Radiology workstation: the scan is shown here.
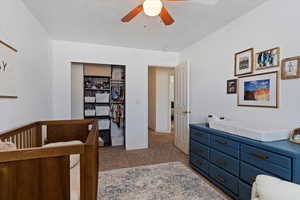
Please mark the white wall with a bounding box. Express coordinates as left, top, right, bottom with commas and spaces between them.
71, 63, 84, 119
0, 0, 52, 132
180, 0, 300, 128
51, 40, 178, 150
155, 67, 173, 133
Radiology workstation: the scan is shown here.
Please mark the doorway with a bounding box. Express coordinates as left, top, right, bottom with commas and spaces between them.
148, 66, 175, 143
148, 61, 190, 154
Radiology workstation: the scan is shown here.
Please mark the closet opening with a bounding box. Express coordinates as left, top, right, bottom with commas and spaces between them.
71, 63, 126, 148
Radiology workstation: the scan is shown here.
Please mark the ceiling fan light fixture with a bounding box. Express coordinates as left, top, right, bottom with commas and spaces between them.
143, 0, 163, 17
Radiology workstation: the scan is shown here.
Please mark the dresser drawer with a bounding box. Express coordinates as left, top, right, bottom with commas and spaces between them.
191, 153, 209, 174
190, 128, 210, 146
190, 140, 210, 160
209, 164, 238, 194
239, 181, 252, 200
240, 162, 271, 185
210, 149, 239, 176
211, 135, 239, 158
241, 144, 292, 181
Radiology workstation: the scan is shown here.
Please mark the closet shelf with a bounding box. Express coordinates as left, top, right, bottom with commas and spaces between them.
111, 80, 125, 82
84, 88, 110, 91
84, 102, 110, 104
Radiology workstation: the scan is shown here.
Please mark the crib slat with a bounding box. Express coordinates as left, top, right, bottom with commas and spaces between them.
21, 132, 24, 149
12, 135, 16, 144
26, 130, 30, 148
29, 129, 32, 148
17, 134, 20, 149
29, 130, 31, 147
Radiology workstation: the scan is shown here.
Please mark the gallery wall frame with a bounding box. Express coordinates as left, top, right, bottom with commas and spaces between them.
234, 48, 254, 76
237, 71, 279, 108
289, 128, 300, 144
227, 79, 237, 94
281, 56, 300, 80
256, 47, 280, 71
0, 40, 18, 99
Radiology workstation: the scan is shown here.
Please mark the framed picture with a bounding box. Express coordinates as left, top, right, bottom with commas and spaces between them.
256, 47, 280, 70
238, 71, 279, 108
0, 40, 18, 98
227, 79, 237, 94
234, 48, 254, 76
281, 56, 300, 80
289, 128, 300, 144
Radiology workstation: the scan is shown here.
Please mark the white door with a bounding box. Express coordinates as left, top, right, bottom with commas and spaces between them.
174, 61, 190, 154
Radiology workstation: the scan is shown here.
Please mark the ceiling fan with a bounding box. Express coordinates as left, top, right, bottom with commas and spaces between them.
121, 0, 219, 26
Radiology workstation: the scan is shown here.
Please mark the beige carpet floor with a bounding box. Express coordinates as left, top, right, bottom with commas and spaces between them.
99, 131, 188, 171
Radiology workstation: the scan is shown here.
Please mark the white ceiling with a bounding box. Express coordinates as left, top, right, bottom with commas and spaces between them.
22, 0, 267, 51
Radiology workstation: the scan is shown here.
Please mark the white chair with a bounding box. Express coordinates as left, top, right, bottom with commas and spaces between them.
252, 175, 300, 200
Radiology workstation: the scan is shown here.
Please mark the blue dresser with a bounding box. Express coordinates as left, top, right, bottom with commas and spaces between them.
190, 124, 300, 200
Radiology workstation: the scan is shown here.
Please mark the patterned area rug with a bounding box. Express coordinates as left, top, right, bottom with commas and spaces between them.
99, 162, 228, 200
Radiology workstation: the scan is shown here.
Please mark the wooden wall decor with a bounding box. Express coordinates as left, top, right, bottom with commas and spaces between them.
0, 40, 18, 98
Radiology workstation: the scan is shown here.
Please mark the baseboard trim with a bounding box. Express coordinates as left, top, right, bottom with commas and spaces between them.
126, 144, 148, 151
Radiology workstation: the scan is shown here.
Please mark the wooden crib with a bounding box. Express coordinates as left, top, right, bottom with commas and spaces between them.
0, 119, 99, 200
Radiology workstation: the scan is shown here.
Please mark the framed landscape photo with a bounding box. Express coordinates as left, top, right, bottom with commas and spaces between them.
227, 79, 237, 94
234, 48, 254, 76
281, 56, 300, 80
256, 47, 280, 70
238, 71, 279, 108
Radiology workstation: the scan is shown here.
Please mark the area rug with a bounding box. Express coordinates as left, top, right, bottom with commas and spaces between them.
99, 162, 228, 200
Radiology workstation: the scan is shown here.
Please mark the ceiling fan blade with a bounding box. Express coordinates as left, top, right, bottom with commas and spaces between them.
159, 7, 175, 26
121, 5, 143, 22
163, 0, 219, 5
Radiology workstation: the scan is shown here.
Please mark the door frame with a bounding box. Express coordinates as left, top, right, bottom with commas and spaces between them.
147, 66, 175, 137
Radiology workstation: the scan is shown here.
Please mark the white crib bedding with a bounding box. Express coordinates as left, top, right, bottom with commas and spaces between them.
70, 163, 80, 200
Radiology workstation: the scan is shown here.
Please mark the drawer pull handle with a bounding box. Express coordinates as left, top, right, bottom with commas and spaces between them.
216, 159, 226, 166
251, 152, 269, 160
216, 140, 227, 145
197, 133, 203, 137
216, 175, 225, 183
197, 148, 204, 152
250, 176, 256, 184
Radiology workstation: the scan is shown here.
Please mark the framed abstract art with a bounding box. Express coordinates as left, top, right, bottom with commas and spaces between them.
234, 48, 254, 76
256, 47, 280, 70
238, 71, 279, 108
